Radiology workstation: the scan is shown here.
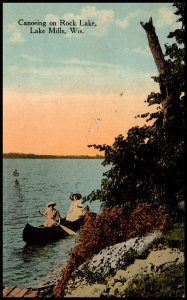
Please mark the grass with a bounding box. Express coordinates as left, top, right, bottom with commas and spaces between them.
125, 263, 185, 297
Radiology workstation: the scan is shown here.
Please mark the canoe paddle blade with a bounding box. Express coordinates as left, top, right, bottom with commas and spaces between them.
59, 224, 77, 235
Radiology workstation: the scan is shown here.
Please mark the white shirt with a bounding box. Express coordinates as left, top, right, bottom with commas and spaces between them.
66, 199, 84, 221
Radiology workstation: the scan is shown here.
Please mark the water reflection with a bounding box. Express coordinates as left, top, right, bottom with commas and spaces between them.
15, 179, 19, 185
14, 179, 25, 202
22, 243, 55, 263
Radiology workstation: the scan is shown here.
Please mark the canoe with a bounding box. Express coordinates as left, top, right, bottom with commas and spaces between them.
13, 171, 19, 176
22, 210, 88, 245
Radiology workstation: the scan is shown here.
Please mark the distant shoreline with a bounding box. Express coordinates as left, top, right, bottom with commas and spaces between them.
3, 153, 104, 159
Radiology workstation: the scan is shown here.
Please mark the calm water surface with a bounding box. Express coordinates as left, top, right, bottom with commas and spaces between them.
3, 159, 108, 288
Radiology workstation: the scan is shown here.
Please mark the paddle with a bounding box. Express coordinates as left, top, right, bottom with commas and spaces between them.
38, 210, 44, 216
59, 224, 77, 235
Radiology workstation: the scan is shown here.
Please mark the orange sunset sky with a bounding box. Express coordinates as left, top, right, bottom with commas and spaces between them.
3, 91, 154, 156
3, 3, 178, 155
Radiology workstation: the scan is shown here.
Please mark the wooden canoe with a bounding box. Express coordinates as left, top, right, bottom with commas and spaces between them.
22, 207, 89, 244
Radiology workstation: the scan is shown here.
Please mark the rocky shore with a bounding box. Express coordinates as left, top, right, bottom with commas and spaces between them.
63, 225, 184, 297
37, 222, 184, 297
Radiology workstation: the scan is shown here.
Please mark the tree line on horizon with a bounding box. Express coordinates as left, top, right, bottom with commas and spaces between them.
3, 153, 104, 159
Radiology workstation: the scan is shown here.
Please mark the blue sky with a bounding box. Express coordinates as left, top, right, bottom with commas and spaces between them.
3, 2, 182, 155
3, 2, 179, 95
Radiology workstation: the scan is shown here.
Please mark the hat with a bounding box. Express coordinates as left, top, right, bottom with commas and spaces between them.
75, 193, 82, 200
47, 201, 56, 207
69, 193, 82, 200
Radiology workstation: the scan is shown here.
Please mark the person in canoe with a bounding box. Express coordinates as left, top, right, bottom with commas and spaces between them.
38, 201, 61, 227
66, 193, 85, 221
13, 169, 19, 176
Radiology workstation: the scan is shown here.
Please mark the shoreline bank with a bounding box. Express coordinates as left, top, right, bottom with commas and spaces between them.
47, 221, 184, 297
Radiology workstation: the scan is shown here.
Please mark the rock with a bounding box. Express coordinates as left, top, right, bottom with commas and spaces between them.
64, 283, 107, 297
106, 248, 184, 296
146, 248, 184, 270
118, 284, 127, 296
85, 231, 162, 275
63, 231, 184, 298
113, 281, 123, 290
107, 278, 115, 286
113, 270, 127, 281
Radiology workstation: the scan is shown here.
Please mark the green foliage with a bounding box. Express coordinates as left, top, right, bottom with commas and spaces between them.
89, 127, 185, 209
125, 264, 185, 297
88, 3, 185, 211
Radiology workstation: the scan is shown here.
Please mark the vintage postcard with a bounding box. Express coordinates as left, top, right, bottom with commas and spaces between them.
3, 2, 184, 297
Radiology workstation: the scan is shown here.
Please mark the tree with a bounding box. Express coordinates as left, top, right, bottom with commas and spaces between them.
88, 3, 185, 212
140, 17, 180, 142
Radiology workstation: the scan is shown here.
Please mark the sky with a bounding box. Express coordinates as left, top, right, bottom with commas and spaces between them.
3, 2, 180, 156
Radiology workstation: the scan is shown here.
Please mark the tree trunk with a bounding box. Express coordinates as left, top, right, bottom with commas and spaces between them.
140, 18, 180, 142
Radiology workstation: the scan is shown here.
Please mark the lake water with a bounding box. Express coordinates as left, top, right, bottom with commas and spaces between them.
3, 158, 108, 288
